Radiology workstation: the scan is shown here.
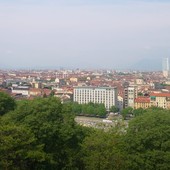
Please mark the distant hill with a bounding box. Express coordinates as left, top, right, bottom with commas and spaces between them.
130, 58, 162, 71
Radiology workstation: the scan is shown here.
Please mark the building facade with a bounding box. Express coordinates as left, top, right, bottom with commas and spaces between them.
11, 86, 29, 96
124, 86, 138, 108
134, 93, 170, 110
134, 97, 151, 109
73, 86, 117, 110
150, 93, 170, 109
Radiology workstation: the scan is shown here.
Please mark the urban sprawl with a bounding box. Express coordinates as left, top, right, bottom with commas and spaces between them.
1, 59, 170, 114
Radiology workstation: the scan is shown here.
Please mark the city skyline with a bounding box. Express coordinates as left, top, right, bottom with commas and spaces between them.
0, 0, 170, 70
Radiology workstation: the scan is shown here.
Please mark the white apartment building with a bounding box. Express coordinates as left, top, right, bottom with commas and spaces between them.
11, 86, 29, 96
73, 86, 117, 110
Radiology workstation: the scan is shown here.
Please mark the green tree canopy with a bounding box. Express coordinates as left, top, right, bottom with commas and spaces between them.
0, 121, 45, 170
70, 102, 107, 117
121, 107, 133, 119
81, 129, 125, 170
110, 106, 119, 113
2, 97, 86, 169
124, 110, 170, 170
1, 96, 170, 170
133, 108, 146, 117
0, 92, 16, 116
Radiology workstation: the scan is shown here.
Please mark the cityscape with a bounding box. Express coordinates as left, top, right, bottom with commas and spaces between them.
1, 0, 170, 170
1, 58, 170, 111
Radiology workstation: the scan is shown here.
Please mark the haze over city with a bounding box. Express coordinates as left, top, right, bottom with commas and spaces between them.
1, 0, 170, 70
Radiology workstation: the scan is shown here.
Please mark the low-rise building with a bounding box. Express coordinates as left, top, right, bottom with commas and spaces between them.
134, 97, 151, 109
150, 92, 170, 109
134, 93, 170, 110
70, 77, 78, 82
12, 86, 29, 96
29, 88, 42, 96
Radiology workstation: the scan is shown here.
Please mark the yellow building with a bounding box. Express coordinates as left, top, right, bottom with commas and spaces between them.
150, 93, 170, 109
70, 77, 78, 82
134, 97, 151, 109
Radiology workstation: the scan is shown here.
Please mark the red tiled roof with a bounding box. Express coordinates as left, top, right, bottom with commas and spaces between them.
29, 88, 42, 92
150, 93, 170, 97
135, 97, 150, 103
42, 89, 51, 95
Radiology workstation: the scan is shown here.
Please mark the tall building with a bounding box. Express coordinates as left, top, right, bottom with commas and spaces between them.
162, 58, 169, 78
124, 86, 138, 108
73, 86, 117, 110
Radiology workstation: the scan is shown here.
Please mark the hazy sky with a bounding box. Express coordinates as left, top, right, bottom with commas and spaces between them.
0, 0, 170, 70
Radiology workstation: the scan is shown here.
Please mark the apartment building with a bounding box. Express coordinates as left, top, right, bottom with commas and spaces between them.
134, 93, 170, 110
124, 86, 138, 108
11, 86, 29, 96
150, 93, 170, 109
134, 97, 151, 109
73, 86, 117, 110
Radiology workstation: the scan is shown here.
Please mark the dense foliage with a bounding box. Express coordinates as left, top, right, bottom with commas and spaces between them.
109, 105, 119, 113
67, 102, 107, 117
124, 109, 170, 170
121, 106, 133, 119
0, 92, 16, 115
0, 92, 170, 170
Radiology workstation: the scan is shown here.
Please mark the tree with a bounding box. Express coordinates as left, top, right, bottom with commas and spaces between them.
4, 97, 86, 169
133, 108, 146, 117
81, 129, 125, 170
0, 92, 16, 116
71, 102, 82, 114
138, 92, 143, 96
80, 103, 106, 117
0, 121, 45, 170
124, 110, 170, 170
95, 103, 106, 117
110, 106, 119, 113
121, 107, 133, 119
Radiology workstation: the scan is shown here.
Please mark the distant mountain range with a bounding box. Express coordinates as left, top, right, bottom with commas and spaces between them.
129, 58, 162, 71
